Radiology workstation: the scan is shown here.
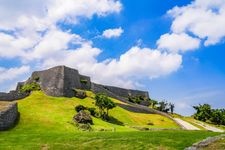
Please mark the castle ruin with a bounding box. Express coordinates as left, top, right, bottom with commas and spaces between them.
0, 66, 150, 104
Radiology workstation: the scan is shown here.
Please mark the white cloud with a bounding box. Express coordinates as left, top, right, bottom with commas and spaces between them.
47, 0, 122, 24
0, 66, 30, 84
0, 0, 122, 30
102, 27, 124, 38
0, 0, 184, 90
157, 33, 201, 53
0, 0, 124, 91
168, 0, 225, 46
40, 45, 182, 89
0, 0, 122, 59
0, 31, 41, 59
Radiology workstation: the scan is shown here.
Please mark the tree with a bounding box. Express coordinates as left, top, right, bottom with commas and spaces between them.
157, 101, 169, 113
193, 104, 225, 125
95, 93, 116, 120
104, 98, 116, 117
169, 103, 175, 114
210, 109, 223, 125
193, 104, 212, 122
149, 99, 158, 109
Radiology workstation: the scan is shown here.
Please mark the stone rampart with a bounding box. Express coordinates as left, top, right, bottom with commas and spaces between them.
0, 102, 18, 130
0, 91, 28, 101
91, 83, 149, 100
0, 66, 149, 101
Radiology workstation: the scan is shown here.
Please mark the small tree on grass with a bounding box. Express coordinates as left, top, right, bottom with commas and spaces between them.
95, 93, 116, 120
169, 103, 175, 114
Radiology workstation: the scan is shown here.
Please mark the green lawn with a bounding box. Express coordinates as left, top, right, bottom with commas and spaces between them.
0, 130, 220, 150
0, 91, 222, 149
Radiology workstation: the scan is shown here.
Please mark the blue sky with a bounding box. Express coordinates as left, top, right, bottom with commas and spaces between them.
0, 0, 225, 115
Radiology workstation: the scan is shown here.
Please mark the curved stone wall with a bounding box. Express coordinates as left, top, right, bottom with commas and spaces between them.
0, 102, 19, 131
0, 91, 28, 101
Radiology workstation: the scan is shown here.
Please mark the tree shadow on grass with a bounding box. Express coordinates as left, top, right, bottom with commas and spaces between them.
105, 116, 124, 126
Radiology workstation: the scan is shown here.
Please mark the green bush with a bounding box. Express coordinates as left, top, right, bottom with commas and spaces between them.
87, 107, 97, 116
75, 105, 86, 112
33, 76, 40, 82
73, 89, 87, 99
128, 96, 142, 104
76, 123, 92, 131
80, 79, 88, 84
20, 82, 41, 93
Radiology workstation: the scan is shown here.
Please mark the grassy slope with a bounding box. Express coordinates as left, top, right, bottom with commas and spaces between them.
14, 91, 178, 132
0, 91, 222, 149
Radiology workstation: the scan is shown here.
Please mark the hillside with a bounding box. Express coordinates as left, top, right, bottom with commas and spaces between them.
13, 91, 178, 132
0, 91, 222, 149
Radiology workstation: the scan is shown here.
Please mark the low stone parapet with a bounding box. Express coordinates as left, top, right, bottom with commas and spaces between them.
0, 91, 28, 101
0, 102, 19, 131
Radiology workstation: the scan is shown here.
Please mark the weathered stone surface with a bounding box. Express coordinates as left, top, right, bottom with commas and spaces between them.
27, 66, 92, 97
73, 110, 93, 124
91, 83, 149, 101
0, 91, 29, 101
0, 102, 19, 131
185, 134, 225, 150
0, 66, 150, 102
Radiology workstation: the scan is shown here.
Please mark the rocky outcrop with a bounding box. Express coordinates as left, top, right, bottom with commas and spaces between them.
0, 102, 19, 131
73, 110, 93, 124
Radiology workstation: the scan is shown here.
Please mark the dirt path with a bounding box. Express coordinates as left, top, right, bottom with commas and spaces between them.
193, 121, 224, 133
174, 118, 200, 130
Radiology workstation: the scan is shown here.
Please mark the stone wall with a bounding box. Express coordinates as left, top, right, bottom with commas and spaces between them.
91, 83, 149, 100
27, 66, 92, 97
79, 75, 91, 90
0, 91, 28, 101
0, 102, 18, 131
31, 66, 66, 97
0, 65, 149, 101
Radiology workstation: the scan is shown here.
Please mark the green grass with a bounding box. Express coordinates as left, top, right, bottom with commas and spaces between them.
0, 130, 221, 150
0, 91, 222, 149
12, 91, 179, 132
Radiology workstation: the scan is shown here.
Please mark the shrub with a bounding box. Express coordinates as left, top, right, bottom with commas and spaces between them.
73, 89, 86, 99
77, 123, 92, 131
20, 82, 41, 93
75, 105, 86, 112
87, 107, 97, 116
33, 76, 40, 82
128, 96, 144, 104
73, 110, 93, 125
80, 79, 88, 84
128, 97, 135, 103
73, 89, 87, 99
